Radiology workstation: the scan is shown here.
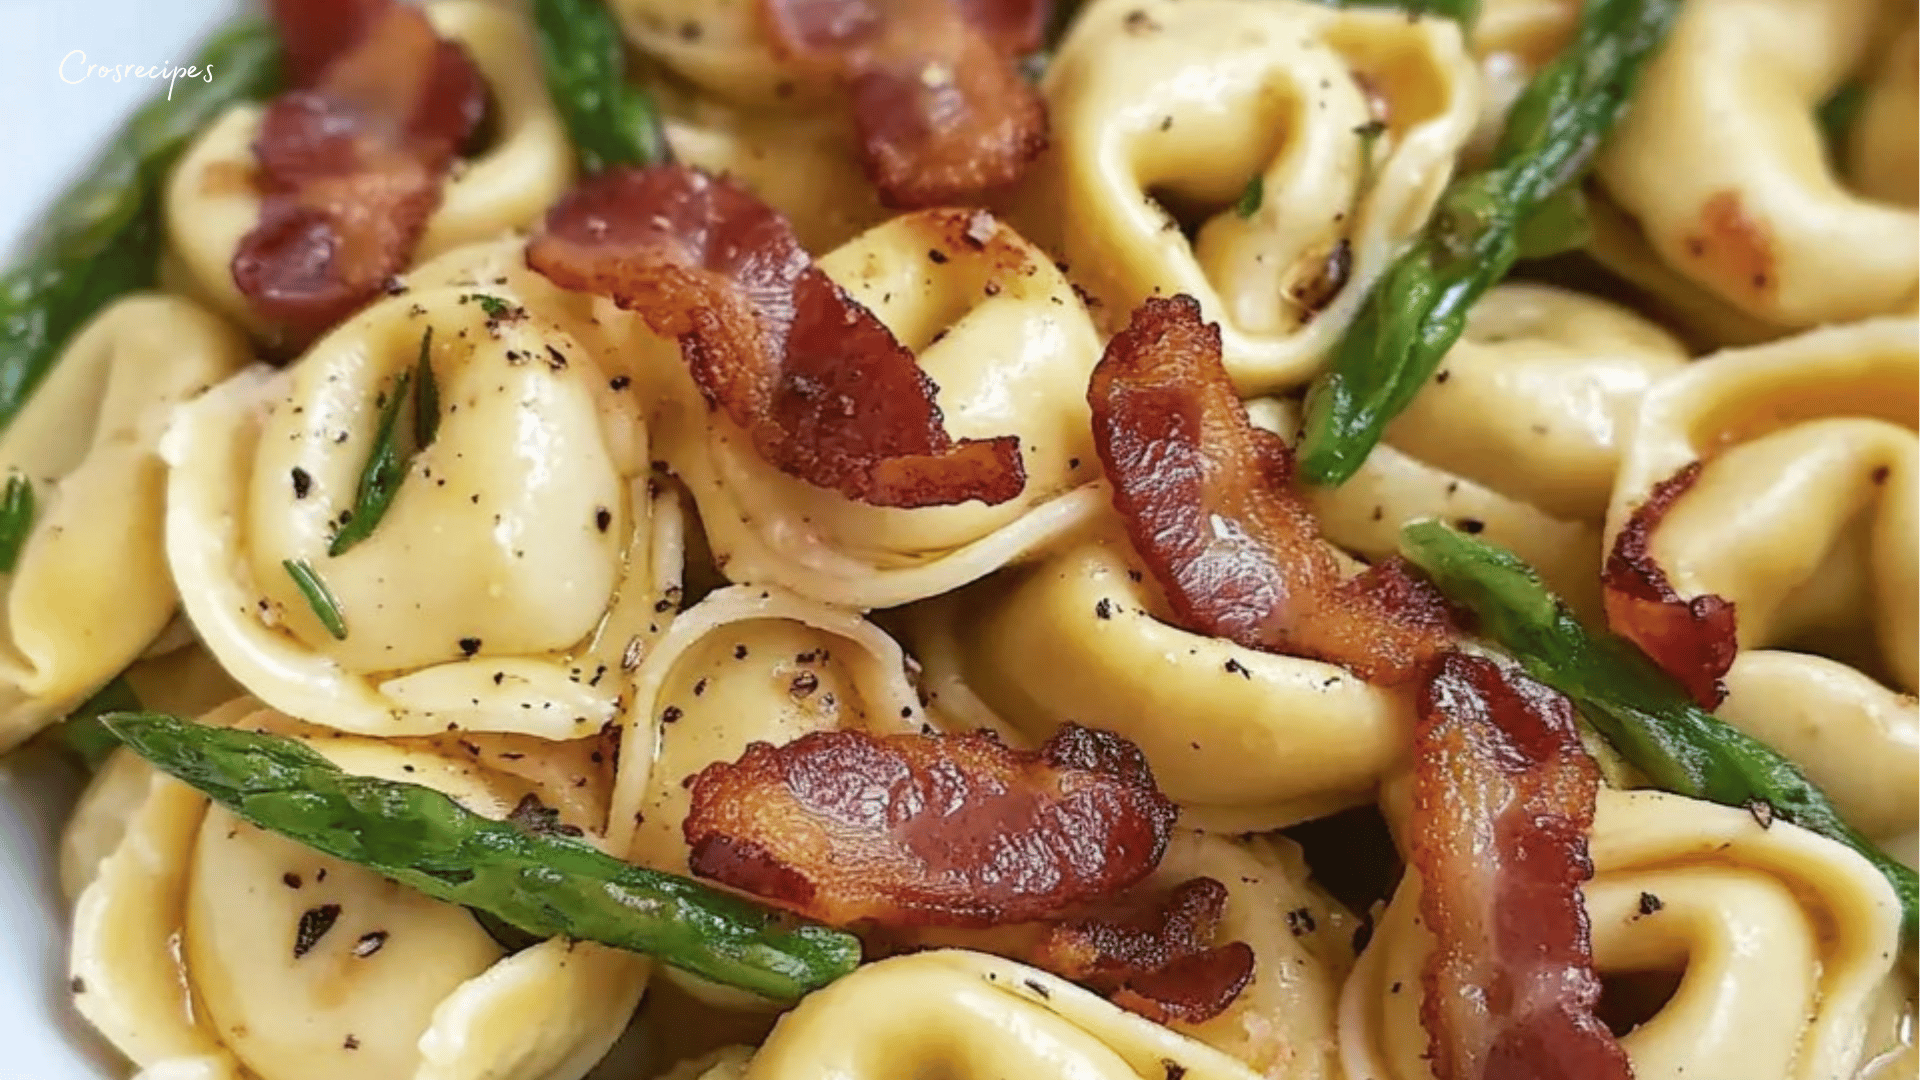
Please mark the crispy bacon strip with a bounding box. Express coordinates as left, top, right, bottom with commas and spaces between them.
526, 165, 1025, 507
1088, 295, 1453, 684
1413, 651, 1628, 1080
1031, 876, 1254, 1024
1603, 461, 1738, 708
683, 724, 1178, 927
233, 0, 485, 338
759, 0, 1050, 208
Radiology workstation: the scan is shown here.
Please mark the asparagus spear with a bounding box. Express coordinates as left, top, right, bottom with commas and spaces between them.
102, 713, 862, 1000
531, 0, 670, 173
0, 18, 282, 435
53, 676, 140, 771
1399, 519, 1919, 940
1295, 0, 1681, 486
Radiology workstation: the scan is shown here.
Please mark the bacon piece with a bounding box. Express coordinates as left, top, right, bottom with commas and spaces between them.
526, 165, 1025, 507
234, 0, 485, 339
1413, 651, 1628, 1080
1603, 461, 1738, 708
683, 724, 1178, 927
1087, 295, 1454, 684
759, 0, 1050, 208
1031, 876, 1254, 1024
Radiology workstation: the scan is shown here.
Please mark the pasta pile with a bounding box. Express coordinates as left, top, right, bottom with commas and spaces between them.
0, 0, 1912, 1079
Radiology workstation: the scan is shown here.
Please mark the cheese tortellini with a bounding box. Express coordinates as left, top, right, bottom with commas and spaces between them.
1021, 0, 1481, 393
650, 950, 1265, 1080
1341, 789, 1908, 1080
68, 700, 649, 1080
164, 0, 574, 336
164, 241, 686, 739
654, 210, 1109, 610
0, 295, 248, 751
1266, 283, 1689, 617
1593, 0, 1920, 330
904, 533, 1407, 833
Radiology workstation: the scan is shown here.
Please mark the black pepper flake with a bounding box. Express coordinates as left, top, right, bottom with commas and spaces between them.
790, 670, 819, 698
1456, 517, 1485, 534
734, 644, 749, 660
927, 248, 949, 264
1285, 906, 1317, 935
1023, 978, 1051, 999
595, 507, 612, 532
293, 904, 342, 959
1224, 657, 1251, 679
458, 637, 482, 657
290, 467, 312, 499
1872, 465, 1890, 484
1435, 370, 1450, 384
282, 872, 303, 889
654, 597, 674, 613
352, 931, 388, 958
492, 671, 506, 685
70, 976, 86, 994
1094, 598, 1113, 619
609, 375, 631, 391
693, 677, 708, 697
343, 1035, 360, 1051
1747, 799, 1775, 829
900, 706, 913, 718
317, 868, 327, 882
1163, 1062, 1188, 1080
662, 705, 684, 724
1637, 891, 1664, 917
545, 345, 569, 370
508, 794, 583, 838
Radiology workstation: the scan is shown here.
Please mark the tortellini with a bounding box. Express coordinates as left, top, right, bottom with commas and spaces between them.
164, 241, 686, 739
0, 294, 248, 751
1604, 316, 1918, 862
1340, 789, 1908, 1080
1265, 283, 1689, 617
1020, 0, 1481, 393
653, 210, 1108, 610
650, 950, 1265, 1080
903, 533, 1408, 833
610, 0, 826, 108
1593, 0, 1920, 329
68, 700, 649, 1080
163, 0, 574, 335
1845, 15, 1918, 208
609, 585, 930, 867
1604, 317, 1918, 695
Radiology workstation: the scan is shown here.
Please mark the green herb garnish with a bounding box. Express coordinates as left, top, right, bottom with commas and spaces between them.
0, 473, 34, 572
282, 558, 348, 641
1235, 175, 1265, 219
328, 367, 414, 557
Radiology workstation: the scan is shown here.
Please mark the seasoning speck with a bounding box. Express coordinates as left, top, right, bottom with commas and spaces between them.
458, 637, 482, 658
282, 872, 303, 889
293, 904, 342, 959
1637, 891, 1664, 917
352, 931, 388, 958
290, 467, 312, 499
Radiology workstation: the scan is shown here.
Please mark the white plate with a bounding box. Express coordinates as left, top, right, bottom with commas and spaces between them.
0, 3, 232, 1077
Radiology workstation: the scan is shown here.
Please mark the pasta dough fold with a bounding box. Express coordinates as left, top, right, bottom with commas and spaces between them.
903, 534, 1409, 833
655, 209, 1107, 610
1019, 0, 1480, 392
0, 295, 248, 751
1341, 789, 1907, 1080
164, 0, 574, 336
67, 701, 648, 1080
164, 244, 685, 740
1594, 0, 1920, 328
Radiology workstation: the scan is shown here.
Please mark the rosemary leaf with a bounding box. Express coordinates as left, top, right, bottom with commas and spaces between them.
328, 368, 414, 557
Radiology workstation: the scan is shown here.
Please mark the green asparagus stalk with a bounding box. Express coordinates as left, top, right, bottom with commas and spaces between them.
1399, 519, 1919, 940
0, 18, 282, 436
532, 0, 670, 173
1296, 0, 1680, 486
54, 676, 141, 771
102, 713, 863, 1000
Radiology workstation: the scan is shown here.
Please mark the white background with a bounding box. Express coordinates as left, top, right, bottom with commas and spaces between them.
0, 4, 228, 1076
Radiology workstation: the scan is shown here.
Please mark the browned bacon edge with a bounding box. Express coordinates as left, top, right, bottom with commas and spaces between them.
1413, 651, 1629, 1080
759, 0, 1050, 208
1603, 461, 1738, 708
1032, 875, 1255, 1024
682, 723, 1178, 928
525, 164, 1026, 508
1087, 294, 1454, 685
233, 0, 486, 341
